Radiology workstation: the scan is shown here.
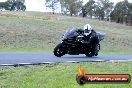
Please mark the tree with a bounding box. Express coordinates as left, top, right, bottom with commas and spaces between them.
84, 0, 95, 18
127, 1, 132, 14
93, 4, 105, 20
81, 7, 87, 17
111, 0, 130, 23
0, 0, 14, 10
0, 0, 26, 11
45, 0, 59, 14
95, 0, 114, 20
7, 0, 15, 3
111, 0, 132, 25
60, 0, 83, 16
7, 0, 25, 3
10, 1, 26, 11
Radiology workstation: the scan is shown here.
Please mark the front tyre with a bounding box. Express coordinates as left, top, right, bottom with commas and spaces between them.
54, 43, 65, 57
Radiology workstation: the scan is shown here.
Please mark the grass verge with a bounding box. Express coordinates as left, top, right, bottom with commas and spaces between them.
0, 12, 132, 53
0, 62, 132, 88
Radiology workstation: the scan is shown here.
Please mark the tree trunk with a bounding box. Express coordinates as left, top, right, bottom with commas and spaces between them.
52, 8, 55, 14
52, 11, 55, 14
70, 13, 72, 16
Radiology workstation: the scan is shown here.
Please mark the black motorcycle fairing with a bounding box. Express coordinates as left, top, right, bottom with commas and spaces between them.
62, 28, 84, 41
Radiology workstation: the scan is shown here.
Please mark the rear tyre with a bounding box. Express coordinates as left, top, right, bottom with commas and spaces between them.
54, 43, 65, 57
85, 51, 94, 57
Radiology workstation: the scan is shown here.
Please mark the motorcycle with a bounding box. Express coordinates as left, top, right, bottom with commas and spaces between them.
54, 28, 105, 57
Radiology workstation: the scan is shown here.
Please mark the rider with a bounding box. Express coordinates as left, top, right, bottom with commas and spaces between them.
83, 24, 99, 56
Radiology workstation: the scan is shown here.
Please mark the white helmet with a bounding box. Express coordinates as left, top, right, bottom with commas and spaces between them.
83, 24, 92, 36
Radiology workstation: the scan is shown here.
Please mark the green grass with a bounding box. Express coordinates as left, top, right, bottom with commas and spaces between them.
0, 48, 52, 52
0, 62, 132, 88
0, 11, 132, 53
100, 51, 132, 54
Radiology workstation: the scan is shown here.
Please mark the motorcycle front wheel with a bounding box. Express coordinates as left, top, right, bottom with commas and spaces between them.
54, 43, 65, 57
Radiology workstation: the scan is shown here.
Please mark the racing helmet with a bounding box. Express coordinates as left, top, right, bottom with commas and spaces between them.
83, 24, 92, 36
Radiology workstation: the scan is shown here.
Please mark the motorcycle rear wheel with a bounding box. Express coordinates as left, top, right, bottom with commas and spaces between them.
85, 51, 94, 57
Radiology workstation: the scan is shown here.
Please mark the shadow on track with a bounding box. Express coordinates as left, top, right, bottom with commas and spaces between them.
53, 55, 99, 59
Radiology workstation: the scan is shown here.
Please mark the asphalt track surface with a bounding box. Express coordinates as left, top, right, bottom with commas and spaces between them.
0, 52, 132, 66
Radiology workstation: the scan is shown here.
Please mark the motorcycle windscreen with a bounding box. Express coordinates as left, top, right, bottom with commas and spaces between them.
63, 28, 80, 40
97, 32, 105, 41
